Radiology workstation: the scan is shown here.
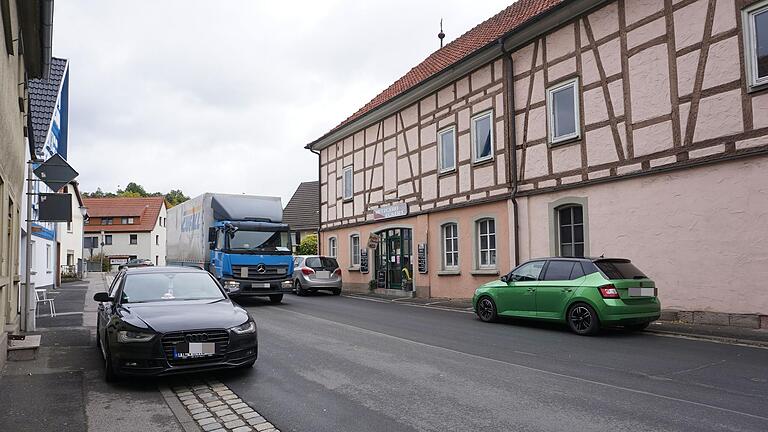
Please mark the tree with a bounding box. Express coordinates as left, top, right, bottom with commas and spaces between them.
165, 189, 190, 207
120, 182, 148, 196
296, 234, 318, 255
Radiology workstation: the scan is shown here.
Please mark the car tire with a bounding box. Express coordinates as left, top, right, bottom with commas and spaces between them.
332, 288, 341, 296
567, 303, 600, 336
625, 322, 650, 332
476, 296, 498, 323
269, 294, 283, 304
103, 343, 117, 382
294, 280, 307, 296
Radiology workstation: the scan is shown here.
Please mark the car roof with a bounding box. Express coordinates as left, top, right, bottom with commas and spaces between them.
123, 266, 206, 275
295, 255, 337, 259
524, 257, 630, 263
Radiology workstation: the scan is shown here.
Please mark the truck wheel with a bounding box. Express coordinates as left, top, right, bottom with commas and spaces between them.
269, 294, 283, 304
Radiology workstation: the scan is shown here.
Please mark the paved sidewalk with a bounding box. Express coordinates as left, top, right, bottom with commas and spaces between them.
345, 292, 768, 347
0, 273, 181, 432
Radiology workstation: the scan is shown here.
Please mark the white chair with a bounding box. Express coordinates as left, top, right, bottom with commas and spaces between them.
35, 288, 56, 317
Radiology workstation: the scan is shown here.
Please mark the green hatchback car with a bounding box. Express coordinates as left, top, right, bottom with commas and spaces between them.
472, 257, 660, 335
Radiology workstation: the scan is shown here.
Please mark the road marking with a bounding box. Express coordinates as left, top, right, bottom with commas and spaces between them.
274, 307, 768, 423
167, 378, 279, 432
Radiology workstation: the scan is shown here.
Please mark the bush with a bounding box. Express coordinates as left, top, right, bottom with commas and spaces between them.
88, 253, 112, 272
296, 234, 318, 255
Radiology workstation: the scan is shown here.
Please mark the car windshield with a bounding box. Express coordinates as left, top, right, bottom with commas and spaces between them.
595, 260, 647, 280
120, 272, 225, 303
228, 230, 291, 253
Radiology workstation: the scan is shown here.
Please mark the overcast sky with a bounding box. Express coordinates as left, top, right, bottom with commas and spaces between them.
55, 0, 512, 204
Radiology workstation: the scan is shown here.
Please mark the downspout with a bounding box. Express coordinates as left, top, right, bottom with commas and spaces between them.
40, 0, 54, 79
309, 147, 322, 255
499, 39, 520, 266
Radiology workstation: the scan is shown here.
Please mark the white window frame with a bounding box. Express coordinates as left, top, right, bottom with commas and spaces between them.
441, 223, 459, 270
328, 237, 337, 257
546, 77, 581, 145
471, 110, 494, 163
437, 126, 457, 173
342, 166, 353, 201
744, 1, 768, 89
350, 234, 360, 267
476, 218, 497, 269
46, 244, 51, 271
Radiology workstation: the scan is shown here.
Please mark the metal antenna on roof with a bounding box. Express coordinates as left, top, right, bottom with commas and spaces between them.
438, 19, 445, 48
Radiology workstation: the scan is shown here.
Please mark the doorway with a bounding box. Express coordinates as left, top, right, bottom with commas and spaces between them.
374, 228, 412, 290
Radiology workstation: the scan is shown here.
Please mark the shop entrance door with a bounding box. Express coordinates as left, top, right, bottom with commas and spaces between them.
374, 228, 412, 290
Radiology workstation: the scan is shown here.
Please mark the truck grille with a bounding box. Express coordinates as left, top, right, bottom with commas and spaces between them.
232, 264, 288, 280
161, 329, 229, 366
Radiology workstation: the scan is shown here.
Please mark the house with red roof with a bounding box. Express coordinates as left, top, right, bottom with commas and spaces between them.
306, 0, 768, 322
83, 196, 167, 268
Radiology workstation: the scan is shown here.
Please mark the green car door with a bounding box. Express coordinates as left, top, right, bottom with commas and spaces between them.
496, 260, 545, 318
536, 260, 585, 319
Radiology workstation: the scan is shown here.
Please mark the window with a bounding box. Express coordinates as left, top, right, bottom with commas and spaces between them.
442, 223, 459, 269
350, 234, 360, 267
155, 255, 159, 266
438, 127, 456, 172
130, 234, 138, 245
104, 235, 112, 245
509, 260, 545, 281
328, 237, 337, 257
67, 221, 72, 232
745, 1, 768, 88
476, 218, 496, 268
102, 218, 113, 225
46, 244, 51, 271
342, 166, 353, 200
121, 217, 134, 224
547, 78, 580, 144
155, 235, 159, 245
471, 111, 494, 162
542, 260, 578, 281
557, 205, 584, 257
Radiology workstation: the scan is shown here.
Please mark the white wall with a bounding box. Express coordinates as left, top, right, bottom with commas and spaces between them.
149, 203, 167, 266
57, 184, 84, 269
85, 202, 167, 266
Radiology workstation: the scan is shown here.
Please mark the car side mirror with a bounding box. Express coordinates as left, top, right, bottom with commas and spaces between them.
93, 292, 113, 303
208, 227, 217, 243
500, 275, 508, 283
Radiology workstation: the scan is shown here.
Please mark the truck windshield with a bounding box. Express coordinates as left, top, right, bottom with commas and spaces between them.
228, 230, 291, 253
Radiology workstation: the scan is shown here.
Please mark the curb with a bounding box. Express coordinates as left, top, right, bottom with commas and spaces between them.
159, 385, 203, 432
645, 328, 768, 349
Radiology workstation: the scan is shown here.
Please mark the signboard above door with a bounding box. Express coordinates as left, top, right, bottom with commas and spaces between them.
371, 203, 408, 220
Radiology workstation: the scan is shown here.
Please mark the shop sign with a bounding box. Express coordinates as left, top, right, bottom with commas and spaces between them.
371, 203, 408, 220
367, 233, 381, 250
417, 243, 428, 274
360, 249, 369, 274
109, 257, 128, 265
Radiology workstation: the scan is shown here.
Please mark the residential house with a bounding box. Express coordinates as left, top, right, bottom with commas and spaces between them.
306, 0, 768, 322
57, 182, 87, 278
283, 181, 320, 251
0, 0, 54, 369
23, 56, 71, 291
83, 197, 167, 268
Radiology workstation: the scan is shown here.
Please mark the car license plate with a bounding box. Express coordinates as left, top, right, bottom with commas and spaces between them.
316, 271, 330, 279
629, 287, 655, 297
252, 282, 270, 288
174, 342, 215, 359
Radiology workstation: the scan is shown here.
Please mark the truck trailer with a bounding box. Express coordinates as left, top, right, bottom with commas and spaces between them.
166, 193, 294, 303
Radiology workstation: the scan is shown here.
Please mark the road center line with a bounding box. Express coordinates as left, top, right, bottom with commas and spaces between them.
270, 306, 768, 423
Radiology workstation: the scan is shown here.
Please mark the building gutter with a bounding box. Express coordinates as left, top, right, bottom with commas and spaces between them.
305, 0, 610, 151
499, 40, 520, 267
309, 147, 322, 254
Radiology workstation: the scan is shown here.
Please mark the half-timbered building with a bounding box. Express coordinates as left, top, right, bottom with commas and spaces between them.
306, 0, 768, 319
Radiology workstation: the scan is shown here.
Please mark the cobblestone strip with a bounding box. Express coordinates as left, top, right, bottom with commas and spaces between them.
170, 378, 279, 432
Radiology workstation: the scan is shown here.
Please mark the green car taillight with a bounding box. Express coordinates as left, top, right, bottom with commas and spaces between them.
598, 284, 620, 299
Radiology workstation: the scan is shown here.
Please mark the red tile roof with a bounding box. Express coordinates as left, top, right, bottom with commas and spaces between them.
309, 0, 564, 147
83, 197, 165, 233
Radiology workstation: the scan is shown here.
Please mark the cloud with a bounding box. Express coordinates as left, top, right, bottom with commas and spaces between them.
54, 0, 512, 203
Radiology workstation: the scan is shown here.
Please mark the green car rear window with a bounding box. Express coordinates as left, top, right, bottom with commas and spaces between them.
595, 260, 646, 280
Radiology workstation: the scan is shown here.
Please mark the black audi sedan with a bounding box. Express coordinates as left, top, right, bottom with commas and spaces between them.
94, 266, 258, 381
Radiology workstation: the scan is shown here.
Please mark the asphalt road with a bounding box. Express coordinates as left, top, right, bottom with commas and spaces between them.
221, 293, 768, 432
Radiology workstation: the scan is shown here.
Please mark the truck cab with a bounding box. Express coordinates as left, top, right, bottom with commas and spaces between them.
208, 220, 294, 303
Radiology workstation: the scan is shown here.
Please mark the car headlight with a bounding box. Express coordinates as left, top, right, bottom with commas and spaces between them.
223, 280, 241, 292
230, 320, 256, 335
117, 330, 155, 343
281, 280, 293, 288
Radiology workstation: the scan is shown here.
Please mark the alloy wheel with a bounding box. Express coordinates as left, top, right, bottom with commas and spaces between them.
569, 306, 593, 332
477, 297, 497, 322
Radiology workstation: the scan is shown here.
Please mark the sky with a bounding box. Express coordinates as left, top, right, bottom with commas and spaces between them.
55, 0, 513, 204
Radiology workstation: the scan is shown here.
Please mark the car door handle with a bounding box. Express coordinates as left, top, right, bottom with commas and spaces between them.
561, 288, 572, 292
527, 288, 536, 292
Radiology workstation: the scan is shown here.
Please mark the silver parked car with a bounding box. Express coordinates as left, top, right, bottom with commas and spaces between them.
292, 256, 342, 296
